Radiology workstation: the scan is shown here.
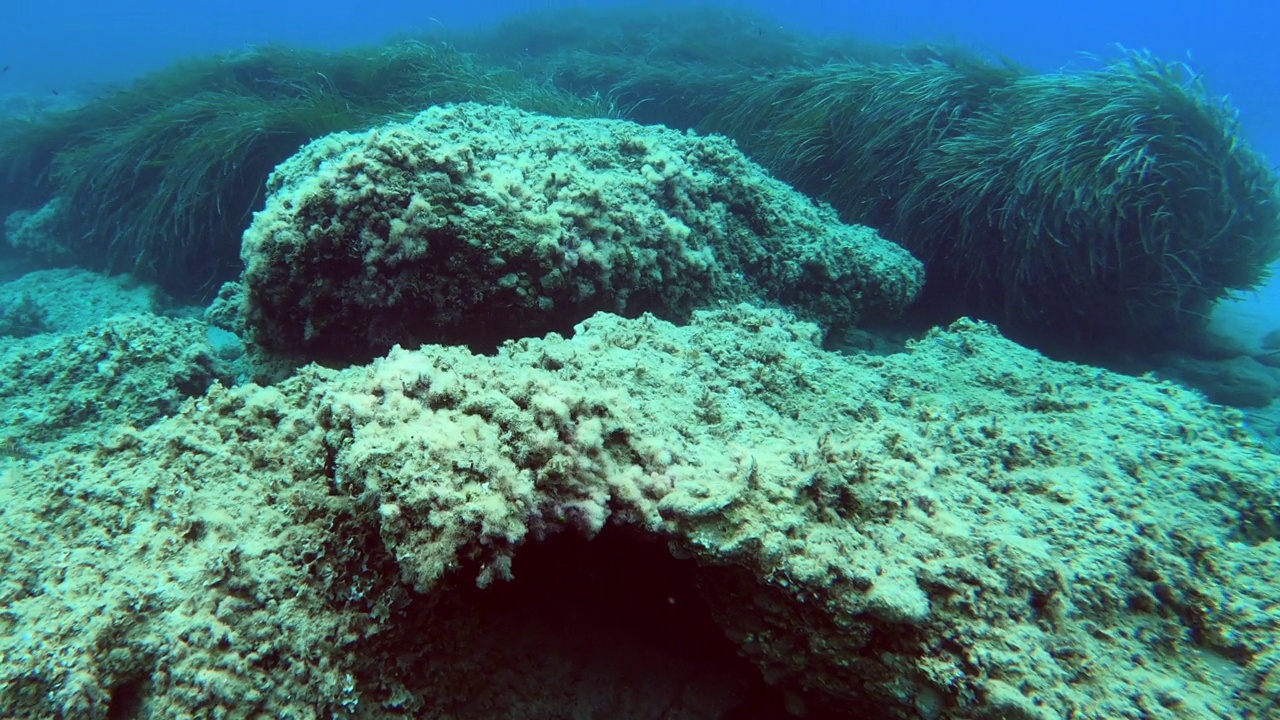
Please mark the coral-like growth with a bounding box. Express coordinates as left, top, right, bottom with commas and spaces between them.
240, 103, 923, 361
3, 198, 72, 262
0, 292, 49, 339
0, 305, 1276, 718
0, 312, 228, 455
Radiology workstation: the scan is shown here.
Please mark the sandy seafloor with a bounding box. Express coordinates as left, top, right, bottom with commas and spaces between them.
0, 256, 1276, 719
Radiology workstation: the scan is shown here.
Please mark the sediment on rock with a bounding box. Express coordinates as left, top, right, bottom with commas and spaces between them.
239, 103, 923, 362
1, 305, 1275, 718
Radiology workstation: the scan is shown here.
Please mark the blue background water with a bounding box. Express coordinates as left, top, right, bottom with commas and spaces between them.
2, 0, 1277, 334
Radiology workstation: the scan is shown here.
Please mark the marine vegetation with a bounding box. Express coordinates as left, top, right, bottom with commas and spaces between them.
0, 41, 605, 299
0, 6, 1276, 350
449, 5, 882, 129
704, 49, 1280, 347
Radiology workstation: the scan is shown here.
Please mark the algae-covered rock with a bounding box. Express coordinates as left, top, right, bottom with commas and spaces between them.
240, 102, 923, 361
3, 198, 73, 263
0, 268, 229, 458
1, 304, 1276, 719
0, 291, 50, 338
0, 313, 227, 457
0, 267, 169, 333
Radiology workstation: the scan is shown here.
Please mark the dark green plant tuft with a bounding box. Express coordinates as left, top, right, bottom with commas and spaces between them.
911, 51, 1280, 343
0, 41, 606, 300
49, 84, 367, 288
704, 49, 1280, 346
703, 50, 1025, 223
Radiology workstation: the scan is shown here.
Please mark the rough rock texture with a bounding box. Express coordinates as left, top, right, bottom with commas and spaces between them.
0, 290, 49, 338
0, 304, 1276, 719
240, 103, 923, 361
0, 269, 232, 459
3, 198, 72, 263
0, 313, 230, 459
0, 268, 169, 333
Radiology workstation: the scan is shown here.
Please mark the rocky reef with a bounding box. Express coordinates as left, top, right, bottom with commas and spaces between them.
0, 303, 1276, 718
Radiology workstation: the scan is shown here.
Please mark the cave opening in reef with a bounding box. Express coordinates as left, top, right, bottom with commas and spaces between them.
367, 524, 868, 719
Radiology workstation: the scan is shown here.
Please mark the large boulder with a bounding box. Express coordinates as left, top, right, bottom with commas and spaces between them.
239, 103, 923, 361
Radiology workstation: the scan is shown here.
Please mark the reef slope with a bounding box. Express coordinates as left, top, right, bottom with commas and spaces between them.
1, 305, 1276, 718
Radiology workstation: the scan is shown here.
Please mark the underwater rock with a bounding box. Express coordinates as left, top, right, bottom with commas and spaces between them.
0, 291, 50, 339
1160, 354, 1280, 408
239, 102, 923, 362
1, 304, 1275, 718
3, 197, 72, 263
0, 312, 229, 458
0, 267, 169, 333
0, 267, 233, 457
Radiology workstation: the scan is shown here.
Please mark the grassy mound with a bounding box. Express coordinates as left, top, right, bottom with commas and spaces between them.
705, 50, 1280, 346
703, 51, 1024, 225
451, 6, 904, 129
917, 52, 1280, 342
0, 42, 604, 300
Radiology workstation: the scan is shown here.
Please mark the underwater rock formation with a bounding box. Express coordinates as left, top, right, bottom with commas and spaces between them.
1, 304, 1275, 718
0, 269, 238, 459
0, 312, 230, 458
3, 198, 72, 264
239, 103, 923, 361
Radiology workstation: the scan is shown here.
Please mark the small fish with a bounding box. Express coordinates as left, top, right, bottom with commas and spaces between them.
50, 89, 59, 95
1, 66, 9, 74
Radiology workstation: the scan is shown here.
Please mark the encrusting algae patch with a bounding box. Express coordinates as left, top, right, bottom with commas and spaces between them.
236, 103, 922, 362
0, 304, 1276, 719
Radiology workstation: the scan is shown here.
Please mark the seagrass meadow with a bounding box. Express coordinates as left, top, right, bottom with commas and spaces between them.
702, 51, 1280, 348
1, 5, 1277, 350
0, 41, 609, 293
